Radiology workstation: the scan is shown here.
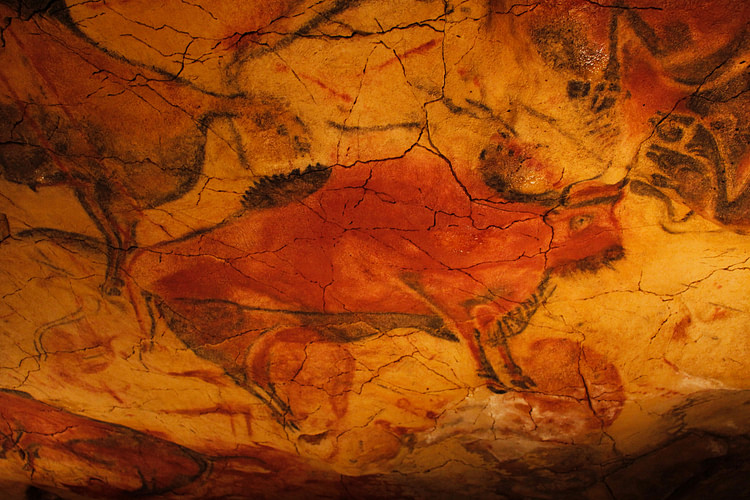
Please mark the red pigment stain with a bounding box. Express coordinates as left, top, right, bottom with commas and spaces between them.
621, 45, 692, 134
671, 315, 692, 342
633, 0, 749, 52
0, 390, 331, 497
396, 397, 449, 420
517, 338, 625, 431
216, 0, 302, 51
375, 419, 430, 437
0, 390, 205, 496
711, 307, 729, 321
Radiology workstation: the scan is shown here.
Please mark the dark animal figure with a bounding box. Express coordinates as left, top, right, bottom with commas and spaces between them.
0, 5, 309, 294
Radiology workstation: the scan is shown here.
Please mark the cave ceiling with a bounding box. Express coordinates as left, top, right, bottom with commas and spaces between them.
0, 0, 749, 498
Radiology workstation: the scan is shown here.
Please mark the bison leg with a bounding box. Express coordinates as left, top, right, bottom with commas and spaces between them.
474, 323, 535, 391
492, 327, 536, 390
473, 280, 556, 391
74, 185, 130, 296
473, 329, 511, 394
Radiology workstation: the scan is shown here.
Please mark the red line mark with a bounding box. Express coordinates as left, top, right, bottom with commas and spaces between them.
663, 358, 679, 372
299, 72, 354, 103
375, 38, 440, 70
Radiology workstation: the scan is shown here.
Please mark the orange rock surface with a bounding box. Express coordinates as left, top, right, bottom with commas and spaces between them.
0, 1, 748, 498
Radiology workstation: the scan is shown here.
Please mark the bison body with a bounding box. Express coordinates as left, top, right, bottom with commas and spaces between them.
128, 148, 623, 425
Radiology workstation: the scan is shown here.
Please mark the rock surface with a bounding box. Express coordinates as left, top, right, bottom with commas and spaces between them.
0, 1, 748, 498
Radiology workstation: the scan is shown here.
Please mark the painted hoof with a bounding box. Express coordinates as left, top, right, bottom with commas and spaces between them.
511, 375, 536, 389
487, 384, 508, 394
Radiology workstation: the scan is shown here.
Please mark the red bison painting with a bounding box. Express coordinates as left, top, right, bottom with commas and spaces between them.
126, 144, 624, 427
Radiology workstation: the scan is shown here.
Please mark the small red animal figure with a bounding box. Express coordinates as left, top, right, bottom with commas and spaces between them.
127, 146, 624, 428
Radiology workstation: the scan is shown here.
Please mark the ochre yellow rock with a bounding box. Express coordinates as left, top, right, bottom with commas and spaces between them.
0, 1, 749, 498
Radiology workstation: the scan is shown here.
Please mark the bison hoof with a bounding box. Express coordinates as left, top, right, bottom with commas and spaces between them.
511, 375, 536, 389
102, 277, 125, 296
285, 419, 300, 432
487, 384, 508, 394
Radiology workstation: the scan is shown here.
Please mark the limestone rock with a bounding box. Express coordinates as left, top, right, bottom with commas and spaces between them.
1, 1, 748, 498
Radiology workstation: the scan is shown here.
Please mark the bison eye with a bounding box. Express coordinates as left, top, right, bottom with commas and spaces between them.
569, 214, 593, 231
657, 123, 684, 143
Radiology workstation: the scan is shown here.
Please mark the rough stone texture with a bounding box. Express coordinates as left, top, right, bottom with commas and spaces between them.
0, 1, 748, 498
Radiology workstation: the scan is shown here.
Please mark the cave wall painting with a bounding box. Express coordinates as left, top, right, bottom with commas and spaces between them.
0, 0, 749, 498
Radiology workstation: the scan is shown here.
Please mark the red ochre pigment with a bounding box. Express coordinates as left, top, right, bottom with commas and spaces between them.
128, 147, 624, 425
